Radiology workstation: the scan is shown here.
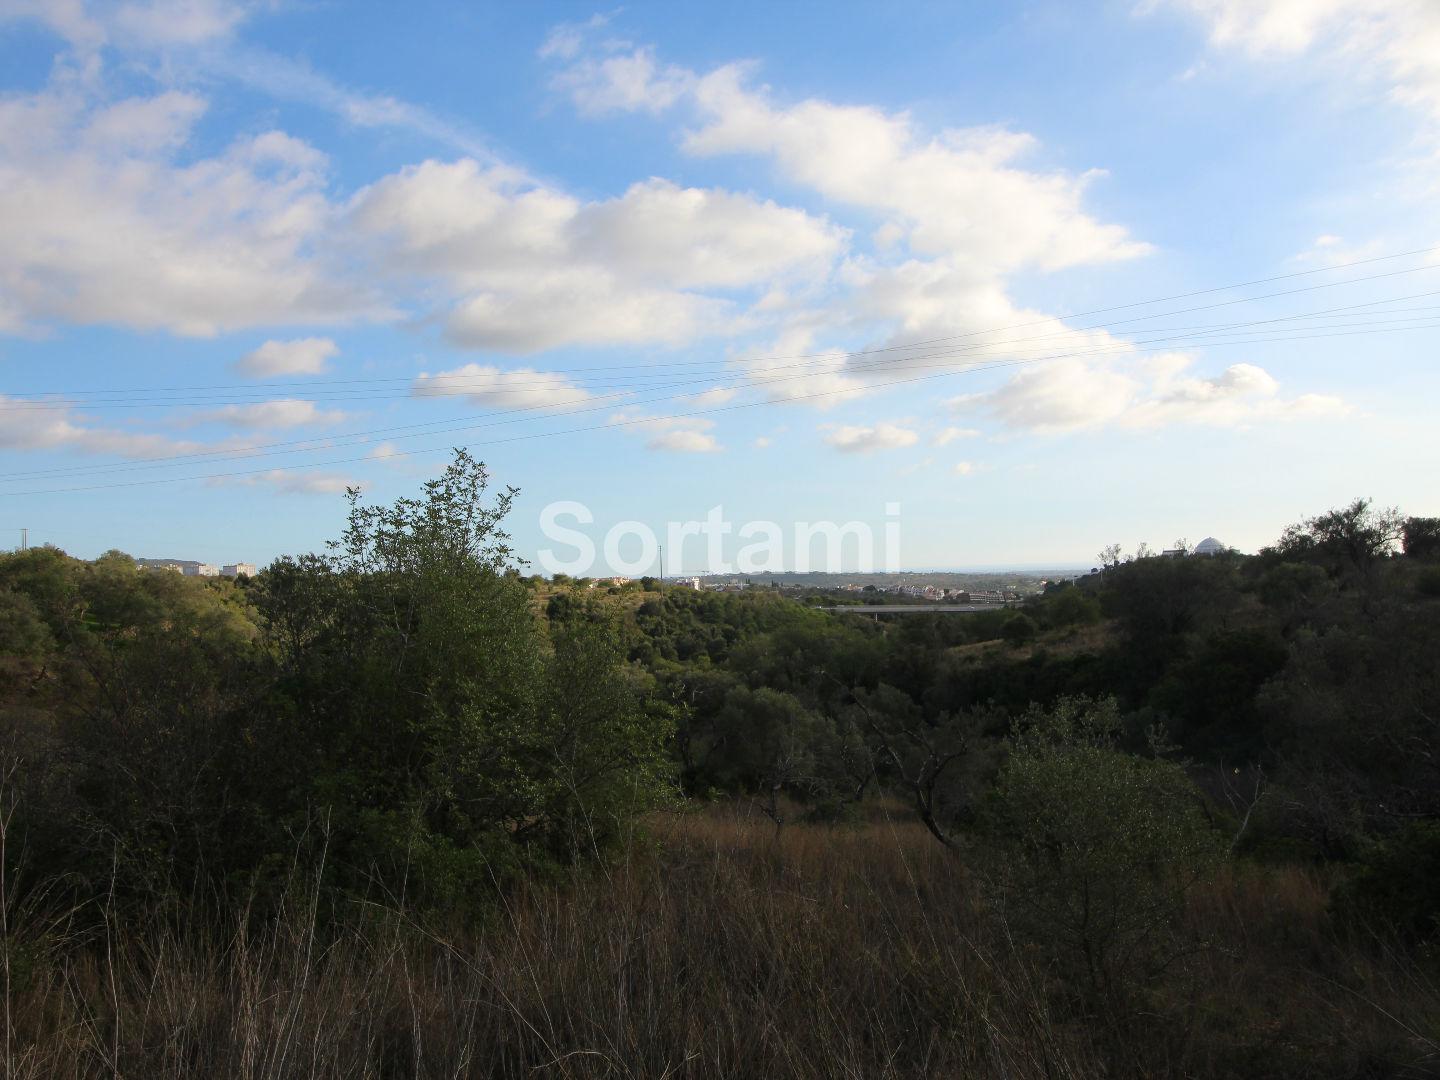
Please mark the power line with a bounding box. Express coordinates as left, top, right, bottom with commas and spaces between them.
5, 295, 1439, 485
6, 280, 1440, 416
6, 244, 1438, 405
6, 317, 1437, 496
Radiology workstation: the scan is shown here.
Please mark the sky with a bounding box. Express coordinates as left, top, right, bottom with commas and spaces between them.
1, 0, 1438, 574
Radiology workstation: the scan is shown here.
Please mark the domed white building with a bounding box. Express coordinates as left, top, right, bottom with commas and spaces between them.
1191, 536, 1227, 557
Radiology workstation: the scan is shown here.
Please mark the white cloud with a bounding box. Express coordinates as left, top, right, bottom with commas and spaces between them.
219, 468, 356, 495
207, 46, 500, 162
823, 422, 920, 453
1155, 1, 1440, 126
0, 84, 382, 336
188, 399, 347, 430
753, 435, 772, 448
547, 36, 1149, 273
0, 395, 203, 458
934, 425, 980, 446
951, 359, 1138, 434
951, 355, 1349, 433
412, 364, 593, 410
541, 28, 1160, 415
647, 428, 721, 453
350, 160, 842, 352
538, 14, 611, 62
234, 338, 339, 377
607, 410, 722, 453
553, 45, 695, 115
1122, 360, 1350, 428
0, 0, 248, 51
953, 461, 976, 476
682, 65, 1152, 274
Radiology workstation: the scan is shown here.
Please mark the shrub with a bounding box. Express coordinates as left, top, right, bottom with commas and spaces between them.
982, 697, 1220, 998
1000, 612, 1038, 648
1335, 822, 1440, 944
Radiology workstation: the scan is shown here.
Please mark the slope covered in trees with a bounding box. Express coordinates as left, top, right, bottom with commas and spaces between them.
1, 461, 1438, 1077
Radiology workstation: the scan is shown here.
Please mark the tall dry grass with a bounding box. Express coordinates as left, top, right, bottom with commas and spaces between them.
1, 802, 1436, 1079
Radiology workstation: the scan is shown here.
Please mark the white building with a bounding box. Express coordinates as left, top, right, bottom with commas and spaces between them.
1191, 537, 1227, 557
221, 563, 257, 578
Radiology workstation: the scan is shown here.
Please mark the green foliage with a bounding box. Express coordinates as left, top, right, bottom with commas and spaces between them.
0, 453, 673, 909
1271, 497, 1403, 579
1336, 822, 1440, 944
1000, 612, 1038, 647
1418, 566, 1440, 598
983, 697, 1219, 995
249, 451, 672, 902
1401, 516, 1440, 560
1034, 583, 1102, 629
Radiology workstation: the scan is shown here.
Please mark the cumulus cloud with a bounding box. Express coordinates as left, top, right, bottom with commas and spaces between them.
541, 27, 1155, 405
607, 410, 722, 453
682, 66, 1152, 275
823, 422, 920, 453
647, 428, 721, 453
1122, 361, 1350, 428
951, 356, 1349, 433
350, 161, 843, 352
234, 338, 339, 377
187, 398, 347, 430
412, 364, 593, 410
950, 358, 1138, 434
0, 84, 382, 336
553, 45, 695, 115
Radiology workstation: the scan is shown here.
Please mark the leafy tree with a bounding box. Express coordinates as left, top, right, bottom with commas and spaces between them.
982, 697, 1218, 998
1272, 497, 1403, 579
1035, 584, 1101, 629
703, 686, 828, 828
1402, 516, 1440, 560
251, 451, 672, 902
1000, 612, 1038, 648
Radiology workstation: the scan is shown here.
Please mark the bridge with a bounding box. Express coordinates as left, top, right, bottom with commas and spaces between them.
820, 604, 1011, 615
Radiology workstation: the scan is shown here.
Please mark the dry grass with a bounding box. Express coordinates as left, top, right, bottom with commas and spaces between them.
1, 804, 1436, 1079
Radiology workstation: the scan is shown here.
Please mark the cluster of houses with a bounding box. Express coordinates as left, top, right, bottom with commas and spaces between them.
837, 582, 1018, 604
136, 558, 256, 578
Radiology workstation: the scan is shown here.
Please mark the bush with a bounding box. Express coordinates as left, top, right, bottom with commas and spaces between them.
1336, 822, 1440, 944
1417, 566, 1440, 598
982, 697, 1219, 997
1000, 612, 1038, 648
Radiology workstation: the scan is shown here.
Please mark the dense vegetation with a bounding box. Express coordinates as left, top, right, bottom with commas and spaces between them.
2, 457, 1438, 1077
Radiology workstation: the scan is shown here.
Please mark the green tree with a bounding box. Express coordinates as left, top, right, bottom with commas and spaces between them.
1272, 497, 1403, 579
253, 451, 671, 902
1000, 612, 1038, 647
983, 697, 1218, 998
1402, 516, 1440, 560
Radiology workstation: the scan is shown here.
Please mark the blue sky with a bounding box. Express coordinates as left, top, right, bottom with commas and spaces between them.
1, 0, 1437, 572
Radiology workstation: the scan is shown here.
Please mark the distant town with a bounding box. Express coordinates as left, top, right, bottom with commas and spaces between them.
136, 558, 256, 578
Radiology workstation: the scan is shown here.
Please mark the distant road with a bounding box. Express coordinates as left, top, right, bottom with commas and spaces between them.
820, 604, 1011, 614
